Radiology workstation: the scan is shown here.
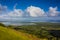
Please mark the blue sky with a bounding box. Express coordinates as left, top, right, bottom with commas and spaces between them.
0, 0, 60, 11
0, 0, 60, 22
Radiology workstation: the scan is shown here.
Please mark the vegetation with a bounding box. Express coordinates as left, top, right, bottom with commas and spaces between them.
0, 23, 6, 27
0, 26, 40, 40
13, 22, 60, 40
0, 22, 60, 40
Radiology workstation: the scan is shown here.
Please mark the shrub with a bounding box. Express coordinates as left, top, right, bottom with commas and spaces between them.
0, 23, 6, 27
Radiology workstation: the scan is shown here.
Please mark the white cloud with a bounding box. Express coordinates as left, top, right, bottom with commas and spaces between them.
0, 4, 7, 14
0, 4, 60, 21
14, 3, 17, 9
0, 4, 60, 22
0, 4, 24, 19
8, 3, 24, 17
0, 9, 24, 18
49, 7, 59, 16
8, 9, 24, 17
26, 6, 46, 17
0, 4, 8, 18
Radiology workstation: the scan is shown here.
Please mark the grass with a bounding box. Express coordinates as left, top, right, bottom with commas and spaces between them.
0, 22, 59, 40
12, 22, 60, 40
0, 26, 41, 40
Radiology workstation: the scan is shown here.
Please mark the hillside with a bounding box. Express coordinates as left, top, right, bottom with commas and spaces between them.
0, 26, 40, 40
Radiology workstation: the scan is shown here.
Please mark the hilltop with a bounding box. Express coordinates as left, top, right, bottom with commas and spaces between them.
0, 26, 40, 40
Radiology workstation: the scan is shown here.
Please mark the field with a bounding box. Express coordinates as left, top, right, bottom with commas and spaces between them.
0, 22, 60, 40
0, 26, 41, 40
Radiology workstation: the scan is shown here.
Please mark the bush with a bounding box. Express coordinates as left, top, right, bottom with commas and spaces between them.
0, 23, 6, 27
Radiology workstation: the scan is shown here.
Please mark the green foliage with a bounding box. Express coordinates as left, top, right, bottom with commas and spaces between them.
39, 28, 50, 38
8, 25, 15, 28
14, 26, 51, 38
0, 26, 40, 40
0, 22, 60, 40
0, 23, 6, 27
13, 22, 60, 38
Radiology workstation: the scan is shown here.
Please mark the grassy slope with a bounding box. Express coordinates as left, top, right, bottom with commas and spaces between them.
0, 26, 40, 40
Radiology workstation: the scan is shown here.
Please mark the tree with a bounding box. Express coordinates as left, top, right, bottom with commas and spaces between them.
0, 23, 6, 27
40, 27, 53, 40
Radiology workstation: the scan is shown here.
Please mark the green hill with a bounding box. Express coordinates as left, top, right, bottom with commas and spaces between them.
0, 26, 40, 40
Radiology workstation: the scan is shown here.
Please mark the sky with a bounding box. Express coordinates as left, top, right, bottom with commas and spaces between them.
0, 0, 60, 22
0, 0, 60, 11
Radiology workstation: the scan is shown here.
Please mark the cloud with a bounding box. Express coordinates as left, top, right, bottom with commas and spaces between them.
7, 3, 24, 17
0, 9, 24, 19
8, 9, 24, 17
0, 4, 8, 19
48, 7, 60, 16
0, 4, 60, 22
14, 3, 17, 9
1, 6, 47, 18
0, 4, 60, 21
0, 4, 7, 14
25, 6, 47, 17
0, 4, 24, 19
